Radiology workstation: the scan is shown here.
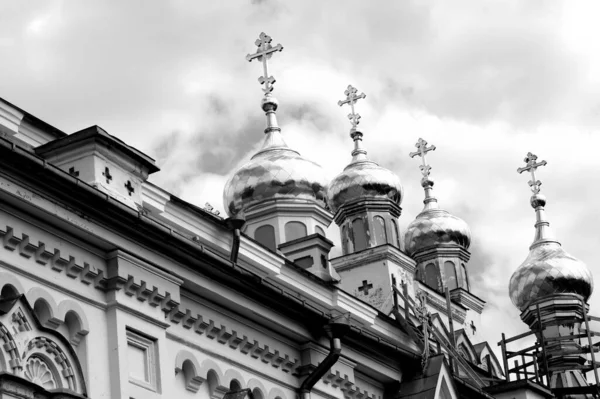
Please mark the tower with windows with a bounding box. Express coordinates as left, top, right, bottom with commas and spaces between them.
328, 85, 414, 312
222, 33, 334, 280
404, 138, 484, 339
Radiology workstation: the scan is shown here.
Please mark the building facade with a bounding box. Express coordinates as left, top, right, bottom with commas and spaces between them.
0, 33, 595, 399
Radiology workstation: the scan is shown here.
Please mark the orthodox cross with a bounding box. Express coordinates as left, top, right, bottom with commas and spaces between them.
517, 152, 547, 194
102, 167, 113, 184
358, 280, 373, 295
246, 32, 283, 94
409, 138, 436, 179
338, 85, 366, 129
124, 180, 135, 196
470, 320, 477, 335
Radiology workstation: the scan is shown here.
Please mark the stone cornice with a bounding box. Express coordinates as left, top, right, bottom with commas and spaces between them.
244, 198, 333, 225
412, 244, 471, 263
449, 288, 485, 314
333, 198, 402, 225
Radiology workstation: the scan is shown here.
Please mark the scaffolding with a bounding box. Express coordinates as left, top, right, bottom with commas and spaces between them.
498, 297, 600, 398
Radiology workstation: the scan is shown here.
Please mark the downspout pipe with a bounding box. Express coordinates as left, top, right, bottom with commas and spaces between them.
299, 314, 351, 399
226, 218, 246, 264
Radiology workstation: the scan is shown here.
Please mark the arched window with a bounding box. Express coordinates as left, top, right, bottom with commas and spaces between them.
352, 218, 368, 251
255, 225, 276, 252
315, 225, 326, 237
462, 263, 470, 291
373, 216, 387, 246
391, 219, 400, 248
425, 263, 440, 290
444, 261, 458, 290
285, 221, 307, 242
341, 225, 350, 254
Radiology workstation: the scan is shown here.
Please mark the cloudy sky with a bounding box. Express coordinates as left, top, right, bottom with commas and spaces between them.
2, 0, 600, 368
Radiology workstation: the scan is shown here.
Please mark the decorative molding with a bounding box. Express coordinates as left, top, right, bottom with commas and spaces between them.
0, 225, 106, 289
322, 370, 381, 399
168, 306, 299, 374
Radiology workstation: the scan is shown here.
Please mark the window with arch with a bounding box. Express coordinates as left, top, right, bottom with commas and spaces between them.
391, 219, 400, 248
254, 225, 276, 251
285, 221, 307, 242
341, 225, 350, 254
373, 216, 387, 246
462, 263, 470, 291
444, 261, 458, 290
352, 218, 368, 251
425, 263, 440, 290
315, 225, 326, 237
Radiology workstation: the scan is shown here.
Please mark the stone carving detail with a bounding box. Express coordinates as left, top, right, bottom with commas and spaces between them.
24, 357, 56, 389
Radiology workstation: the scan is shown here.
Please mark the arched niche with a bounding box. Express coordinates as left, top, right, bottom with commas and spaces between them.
284, 221, 307, 242
254, 225, 276, 252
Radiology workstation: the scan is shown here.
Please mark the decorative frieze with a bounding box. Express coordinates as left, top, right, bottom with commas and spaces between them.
0, 225, 106, 289
322, 370, 380, 399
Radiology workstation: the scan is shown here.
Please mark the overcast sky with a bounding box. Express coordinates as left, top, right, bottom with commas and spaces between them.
2, 0, 600, 367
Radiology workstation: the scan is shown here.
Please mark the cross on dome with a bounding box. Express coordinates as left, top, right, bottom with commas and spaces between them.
409, 138, 436, 180
338, 85, 366, 130
517, 152, 547, 194
246, 32, 284, 94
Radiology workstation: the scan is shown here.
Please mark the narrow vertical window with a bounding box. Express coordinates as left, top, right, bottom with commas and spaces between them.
285, 221, 307, 242
444, 261, 458, 290
255, 225, 276, 251
462, 263, 470, 291
341, 225, 349, 254
352, 218, 368, 251
391, 219, 400, 248
425, 263, 440, 290
373, 216, 387, 246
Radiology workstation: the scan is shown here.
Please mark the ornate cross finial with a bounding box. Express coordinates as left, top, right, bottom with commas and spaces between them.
246, 32, 283, 94
517, 152, 547, 194
338, 85, 366, 130
409, 138, 436, 179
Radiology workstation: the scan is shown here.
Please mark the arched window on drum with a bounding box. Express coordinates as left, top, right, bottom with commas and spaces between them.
255, 225, 276, 252
352, 218, 368, 251
444, 261, 458, 290
373, 216, 387, 246
425, 263, 440, 291
285, 221, 307, 242
391, 219, 400, 248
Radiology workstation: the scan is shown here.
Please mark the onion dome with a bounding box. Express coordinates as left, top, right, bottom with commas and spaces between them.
404, 138, 471, 256
327, 131, 403, 214
509, 153, 593, 311
223, 96, 328, 217
327, 85, 403, 215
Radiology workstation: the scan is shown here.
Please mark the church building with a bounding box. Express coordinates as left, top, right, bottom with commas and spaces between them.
0, 32, 596, 399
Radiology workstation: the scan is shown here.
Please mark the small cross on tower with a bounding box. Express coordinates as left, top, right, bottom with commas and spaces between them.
246, 32, 283, 94
409, 138, 436, 180
68, 167, 79, 177
358, 280, 374, 295
102, 167, 113, 184
470, 320, 477, 335
517, 152, 547, 194
338, 85, 366, 130
124, 180, 135, 196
